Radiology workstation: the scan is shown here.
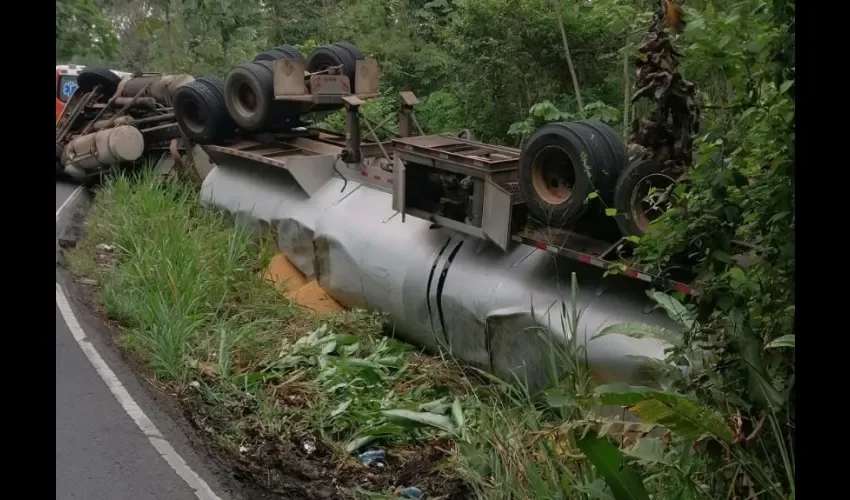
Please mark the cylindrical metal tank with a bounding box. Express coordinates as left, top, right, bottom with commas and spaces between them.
121, 74, 195, 104
201, 159, 680, 392
63, 125, 145, 171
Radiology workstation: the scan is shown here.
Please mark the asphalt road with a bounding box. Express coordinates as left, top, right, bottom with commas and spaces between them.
55, 181, 225, 500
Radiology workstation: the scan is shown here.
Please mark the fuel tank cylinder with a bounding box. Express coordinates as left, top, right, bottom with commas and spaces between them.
201, 158, 680, 392
121, 74, 195, 104
62, 125, 145, 171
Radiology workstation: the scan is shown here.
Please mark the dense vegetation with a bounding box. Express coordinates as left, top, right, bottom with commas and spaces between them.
59, 0, 795, 498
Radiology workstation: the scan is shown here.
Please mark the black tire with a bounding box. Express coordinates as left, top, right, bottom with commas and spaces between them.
274, 44, 306, 60
332, 41, 365, 61
195, 76, 226, 101
253, 48, 289, 62
558, 120, 628, 205
307, 45, 357, 92
518, 122, 625, 228
77, 67, 121, 99
253, 60, 300, 129
519, 124, 593, 227
224, 62, 298, 131
224, 62, 275, 131
196, 76, 236, 139
174, 79, 233, 144
613, 159, 678, 237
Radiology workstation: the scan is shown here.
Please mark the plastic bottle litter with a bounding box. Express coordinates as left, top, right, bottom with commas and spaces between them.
357, 449, 386, 467
397, 486, 423, 499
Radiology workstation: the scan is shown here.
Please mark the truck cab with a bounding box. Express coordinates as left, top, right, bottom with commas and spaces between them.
56, 65, 83, 122
56, 65, 133, 122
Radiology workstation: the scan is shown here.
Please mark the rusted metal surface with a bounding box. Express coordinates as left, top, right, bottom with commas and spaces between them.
56, 72, 187, 179
273, 58, 381, 108
92, 116, 133, 131
342, 95, 363, 164
391, 134, 523, 250
56, 89, 98, 143
309, 73, 352, 96
97, 82, 153, 132
111, 96, 157, 109
398, 92, 420, 138
393, 135, 520, 174
169, 138, 184, 167
273, 59, 310, 98
80, 78, 131, 136
122, 74, 195, 105
353, 59, 380, 96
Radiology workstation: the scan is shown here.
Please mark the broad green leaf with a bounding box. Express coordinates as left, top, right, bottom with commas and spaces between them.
622, 438, 673, 466
420, 397, 450, 413
605, 208, 617, 216
544, 389, 576, 409
595, 385, 735, 443
330, 399, 352, 418
451, 398, 465, 428
779, 80, 794, 94
345, 435, 377, 453
588, 191, 599, 199
734, 323, 787, 409
345, 423, 407, 452
383, 409, 456, 433
595, 384, 657, 406
729, 267, 746, 283
711, 250, 734, 265
577, 435, 650, 500
765, 334, 795, 349
592, 322, 683, 348
647, 291, 695, 330
321, 340, 337, 354
630, 398, 734, 442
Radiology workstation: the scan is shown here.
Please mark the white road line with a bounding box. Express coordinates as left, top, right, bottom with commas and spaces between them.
56, 185, 83, 221
56, 283, 223, 500
55, 189, 223, 500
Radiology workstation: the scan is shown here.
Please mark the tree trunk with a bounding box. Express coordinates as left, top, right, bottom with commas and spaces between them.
552, 0, 584, 116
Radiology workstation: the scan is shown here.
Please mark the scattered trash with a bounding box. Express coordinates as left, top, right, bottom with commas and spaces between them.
95, 243, 116, 253
238, 445, 249, 453
189, 380, 200, 389
396, 486, 423, 499
76, 278, 98, 286
358, 449, 386, 467
302, 439, 316, 455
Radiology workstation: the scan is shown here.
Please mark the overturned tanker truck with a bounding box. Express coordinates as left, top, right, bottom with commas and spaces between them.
55, 67, 197, 183
154, 41, 715, 391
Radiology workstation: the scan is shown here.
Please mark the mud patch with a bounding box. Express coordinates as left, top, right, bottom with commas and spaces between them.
183, 392, 470, 499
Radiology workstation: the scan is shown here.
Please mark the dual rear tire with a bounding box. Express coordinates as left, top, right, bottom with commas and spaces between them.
174, 42, 365, 142
518, 120, 678, 239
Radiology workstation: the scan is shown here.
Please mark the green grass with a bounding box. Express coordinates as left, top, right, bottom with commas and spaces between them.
67, 171, 791, 500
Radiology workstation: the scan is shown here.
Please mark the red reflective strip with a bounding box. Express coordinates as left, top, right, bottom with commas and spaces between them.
674, 283, 693, 295
533, 241, 547, 250
373, 175, 381, 180
360, 170, 367, 176
577, 255, 592, 264
624, 268, 639, 278
386, 178, 393, 183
